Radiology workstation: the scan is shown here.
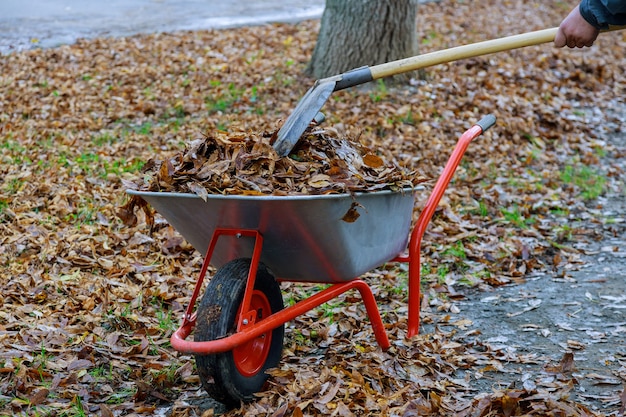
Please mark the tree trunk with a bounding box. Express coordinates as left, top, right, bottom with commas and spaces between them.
306, 0, 419, 84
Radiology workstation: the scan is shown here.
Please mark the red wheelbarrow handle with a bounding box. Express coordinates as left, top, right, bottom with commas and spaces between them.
401, 114, 496, 338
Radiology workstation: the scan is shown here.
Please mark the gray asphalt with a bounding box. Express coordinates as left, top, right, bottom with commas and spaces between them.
0, 0, 324, 54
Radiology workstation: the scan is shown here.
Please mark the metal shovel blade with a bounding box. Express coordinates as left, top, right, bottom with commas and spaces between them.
273, 78, 337, 156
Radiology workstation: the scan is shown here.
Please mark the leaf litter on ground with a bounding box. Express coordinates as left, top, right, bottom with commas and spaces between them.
1, 0, 625, 415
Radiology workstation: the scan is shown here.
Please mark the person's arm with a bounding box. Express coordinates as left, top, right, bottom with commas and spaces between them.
555, 4, 599, 48
580, 0, 626, 28
555, 0, 626, 48
595, 0, 626, 17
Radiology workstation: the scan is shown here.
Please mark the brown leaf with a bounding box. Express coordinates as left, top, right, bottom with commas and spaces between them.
501, 394, 520, 417
67, 359, 93, 372
363, 153, 383, 168
559, 351, 575, 374
158, 158, 175, 185
187, 182, 209, 201
318, 377, 342, 404
429, 391, 441, 411
270, 402, 288, 417
99, 404, 115, 417
341, 204, 361, 223
28, 388, 49, 406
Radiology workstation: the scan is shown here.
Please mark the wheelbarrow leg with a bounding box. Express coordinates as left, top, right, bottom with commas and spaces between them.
352, 280, 391, 350
406, 116, 496, 338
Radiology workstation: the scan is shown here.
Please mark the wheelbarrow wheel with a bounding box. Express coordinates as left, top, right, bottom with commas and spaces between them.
194, 258, 284, 406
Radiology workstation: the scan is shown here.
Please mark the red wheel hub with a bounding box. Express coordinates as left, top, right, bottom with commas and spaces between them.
233, 290, 273, 377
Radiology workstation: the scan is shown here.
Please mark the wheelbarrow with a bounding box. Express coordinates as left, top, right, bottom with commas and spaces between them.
126, 114, 496, 406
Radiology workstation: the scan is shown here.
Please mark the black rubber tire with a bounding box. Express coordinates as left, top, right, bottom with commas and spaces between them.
194, 258, 284, 406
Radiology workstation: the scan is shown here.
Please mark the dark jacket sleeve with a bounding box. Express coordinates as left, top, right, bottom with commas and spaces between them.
579, 0, 626, 28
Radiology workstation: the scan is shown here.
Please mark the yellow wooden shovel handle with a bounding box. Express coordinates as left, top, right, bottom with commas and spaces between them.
370, 28, 559, 80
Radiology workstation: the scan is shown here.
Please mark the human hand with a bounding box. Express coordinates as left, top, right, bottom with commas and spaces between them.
554, 5, 600, 48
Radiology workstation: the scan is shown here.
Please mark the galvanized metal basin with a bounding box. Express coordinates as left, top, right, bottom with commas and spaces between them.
127, 188, 416, 283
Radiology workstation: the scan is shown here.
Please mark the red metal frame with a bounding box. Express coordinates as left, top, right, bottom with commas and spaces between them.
394, 123, 484, 337
170, 123, 487, 355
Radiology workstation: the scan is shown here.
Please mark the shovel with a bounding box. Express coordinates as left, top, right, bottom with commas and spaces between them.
273, 26, 557, 156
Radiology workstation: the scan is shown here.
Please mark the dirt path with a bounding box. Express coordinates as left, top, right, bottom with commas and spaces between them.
428, 102, 626, 415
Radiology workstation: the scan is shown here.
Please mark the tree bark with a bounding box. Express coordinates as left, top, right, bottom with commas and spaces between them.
306, 0, 419, 83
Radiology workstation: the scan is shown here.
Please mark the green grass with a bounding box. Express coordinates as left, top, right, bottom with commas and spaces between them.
156, 309, 178, 334
92, 132, 117, 146
68, 395, 88, 417
74, 152, 99, 174
135, 121, 152, 136
549, 207, 569, 217
34, 343, 50, 371
56, 152, 70, 168
420, 30, 439, 45
560, 164, 606, 200
442, 241, 467, 260
290, 329, 309, 347
102, 158, 145, 177
151, 363, 179, 386
369, 79, 388, 103
593, 145, 608, 158
1, 138, 27, 153
387, 269, 409, 296
1, 138, 32, 165
64, 200, 98, 227
89, 363, 114, 382
56, 149, 145, 179
500, 205, 534, 229
472, 269, 492, 283
104, 390, 135, 406
283, 284, 347, 322
436, 264, 450, 283
401, 110, 418, 125
204, 81, 245, 114
4, 178, 24, 194
554, 224, 573, 242
421, 261, 468, 285
143, 86, 155, 100
105, 387, 136, 405
385, 108, 420, 126
316, 299, 347, 321
474, 201, 489, 217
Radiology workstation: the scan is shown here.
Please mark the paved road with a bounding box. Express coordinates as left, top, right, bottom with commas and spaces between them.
0, 0, 324, 54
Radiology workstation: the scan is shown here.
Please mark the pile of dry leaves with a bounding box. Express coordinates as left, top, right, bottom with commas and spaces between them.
125, 125, 417, 196
1, 0, 625, 415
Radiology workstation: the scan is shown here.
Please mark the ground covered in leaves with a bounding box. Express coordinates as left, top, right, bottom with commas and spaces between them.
1, 0, 625, 416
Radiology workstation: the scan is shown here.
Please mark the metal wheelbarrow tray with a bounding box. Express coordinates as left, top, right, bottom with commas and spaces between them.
127, 188, 415, 283
126, 115, 496, 406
